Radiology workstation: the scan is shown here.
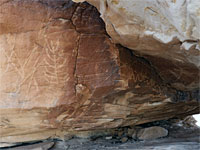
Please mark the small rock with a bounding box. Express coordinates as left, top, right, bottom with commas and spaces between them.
105, 136, 112, 140
121, 137, 128, 143
131, 132, 137, 140
137, 126, 168, 140
128, 127, 141, 139
117, 131, 124, 137
127, 128, 135, 137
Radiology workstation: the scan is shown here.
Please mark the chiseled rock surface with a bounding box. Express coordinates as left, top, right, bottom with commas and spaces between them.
73, 0, 200, 91
0, 0, 199, 143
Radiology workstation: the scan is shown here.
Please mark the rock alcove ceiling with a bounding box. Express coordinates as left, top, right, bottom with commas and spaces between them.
0, 0, 199, 144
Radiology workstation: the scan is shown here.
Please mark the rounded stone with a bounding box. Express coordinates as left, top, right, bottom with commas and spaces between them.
137, 126, 168, 140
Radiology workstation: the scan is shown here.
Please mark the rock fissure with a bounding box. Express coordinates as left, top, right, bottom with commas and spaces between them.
74, 34, 81, 96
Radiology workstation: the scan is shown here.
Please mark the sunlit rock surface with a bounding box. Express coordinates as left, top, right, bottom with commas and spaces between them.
0, 0, 199, 143
73, 0, 200, 53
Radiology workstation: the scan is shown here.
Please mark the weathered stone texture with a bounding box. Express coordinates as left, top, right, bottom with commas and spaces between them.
0, 0, 199, 143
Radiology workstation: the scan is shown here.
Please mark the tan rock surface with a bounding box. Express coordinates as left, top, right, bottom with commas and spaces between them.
0, 0, 199, 143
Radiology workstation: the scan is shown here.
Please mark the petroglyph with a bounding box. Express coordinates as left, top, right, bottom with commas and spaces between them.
0, 0, 199, 144
44, 39, 70, 85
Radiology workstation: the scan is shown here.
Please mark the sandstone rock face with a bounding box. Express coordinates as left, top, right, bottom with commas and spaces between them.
73, 0, 200, 91
0, 0, 199, 143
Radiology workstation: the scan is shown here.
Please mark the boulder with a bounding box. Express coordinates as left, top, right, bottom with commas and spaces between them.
0, 0, 199, 143
137, 126, 168, 140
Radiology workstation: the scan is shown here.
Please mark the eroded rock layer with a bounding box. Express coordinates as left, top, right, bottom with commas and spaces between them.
0, 0, 199, 143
